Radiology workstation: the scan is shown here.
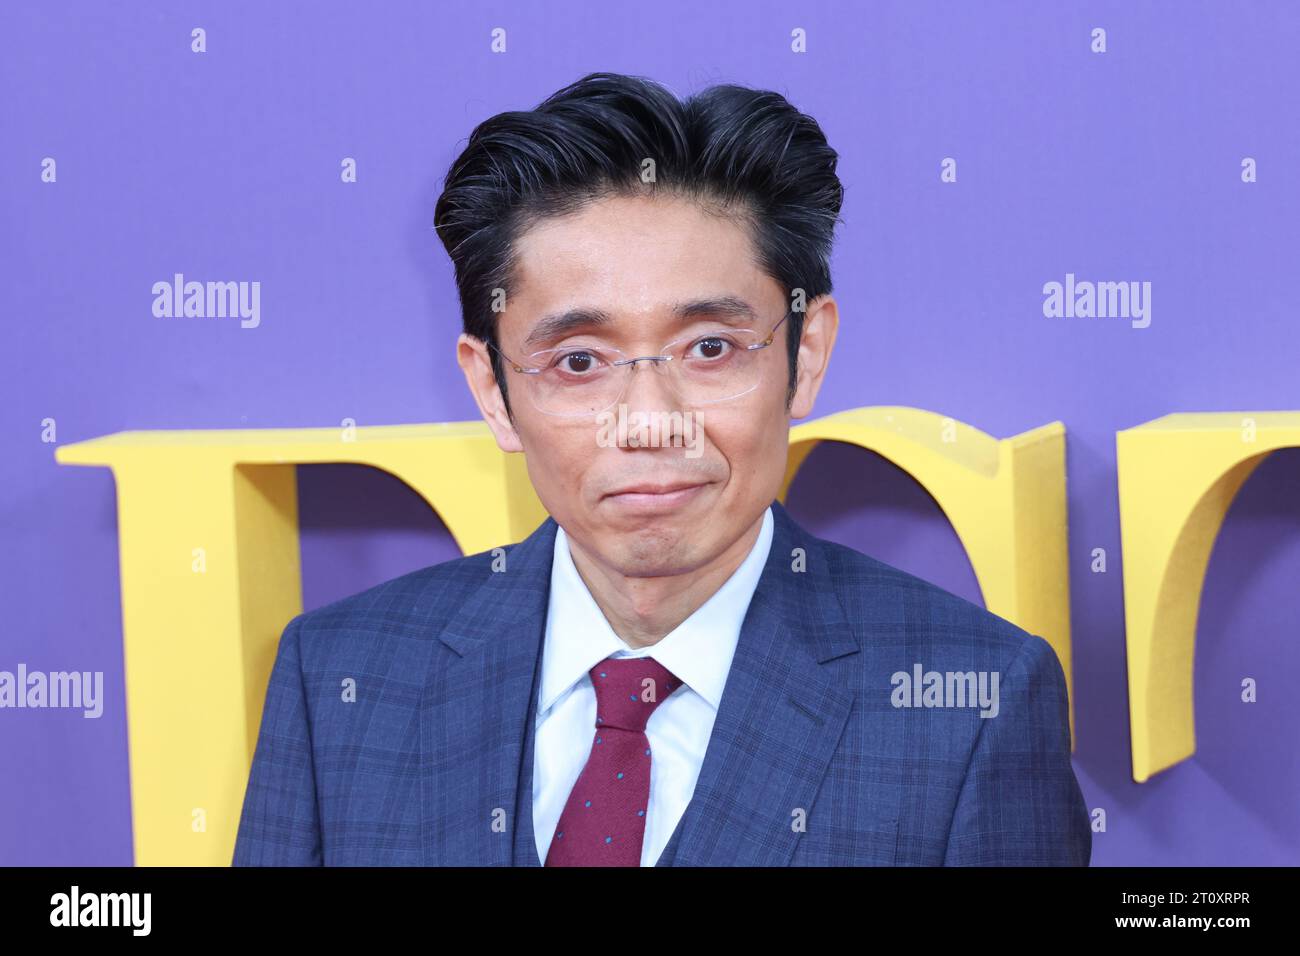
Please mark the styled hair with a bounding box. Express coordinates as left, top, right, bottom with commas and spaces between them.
434, 71, 844, 417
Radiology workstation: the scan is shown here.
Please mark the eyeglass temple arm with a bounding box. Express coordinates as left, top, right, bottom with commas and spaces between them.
486, 338, 540, 375
753, 308, 796, 349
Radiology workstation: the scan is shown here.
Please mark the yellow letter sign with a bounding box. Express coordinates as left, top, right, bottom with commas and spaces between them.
1118, 412, 1300, 782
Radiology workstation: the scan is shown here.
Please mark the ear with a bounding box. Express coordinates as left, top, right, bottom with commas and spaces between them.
457, 333, 524, 453
788, 295, 839, 421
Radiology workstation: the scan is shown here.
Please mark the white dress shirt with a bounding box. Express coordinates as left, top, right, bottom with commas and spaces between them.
532, 505, 775, 866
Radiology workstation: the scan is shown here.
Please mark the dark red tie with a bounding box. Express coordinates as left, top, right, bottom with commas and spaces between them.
544, 655, 681, 866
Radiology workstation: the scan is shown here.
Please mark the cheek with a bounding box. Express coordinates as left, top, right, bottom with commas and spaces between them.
747, 403, 793, 486
705, 407, 781, 473
522, 426, 591, 492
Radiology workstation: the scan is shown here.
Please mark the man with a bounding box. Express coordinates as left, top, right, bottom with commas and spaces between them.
233, 72, 1091, 866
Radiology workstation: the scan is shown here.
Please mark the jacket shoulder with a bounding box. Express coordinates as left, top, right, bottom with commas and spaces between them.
287, 541, 516, 644
815, 535, 1045, 667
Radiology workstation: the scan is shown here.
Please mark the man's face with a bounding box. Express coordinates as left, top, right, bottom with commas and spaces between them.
458, 192, 836, 580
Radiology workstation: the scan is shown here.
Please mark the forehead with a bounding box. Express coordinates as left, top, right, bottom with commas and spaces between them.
506, 193, 775, 323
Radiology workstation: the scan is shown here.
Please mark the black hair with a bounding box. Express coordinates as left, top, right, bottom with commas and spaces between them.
434, 71, 843, 418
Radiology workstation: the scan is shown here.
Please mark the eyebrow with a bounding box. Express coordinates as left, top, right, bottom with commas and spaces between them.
521, 296, 761, 350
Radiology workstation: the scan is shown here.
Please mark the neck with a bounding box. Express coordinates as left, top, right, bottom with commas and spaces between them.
566, 509, 766, 649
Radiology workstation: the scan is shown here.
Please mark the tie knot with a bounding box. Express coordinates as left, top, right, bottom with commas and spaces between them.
589, 655, 680, 733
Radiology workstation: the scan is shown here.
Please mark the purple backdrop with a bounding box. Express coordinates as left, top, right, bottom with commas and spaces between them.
2, 0, 1297, 866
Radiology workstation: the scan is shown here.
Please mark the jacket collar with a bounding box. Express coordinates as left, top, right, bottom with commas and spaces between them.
420, 498, 862, 865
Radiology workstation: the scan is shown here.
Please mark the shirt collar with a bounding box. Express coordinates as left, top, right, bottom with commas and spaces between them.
538, 505, 775, 717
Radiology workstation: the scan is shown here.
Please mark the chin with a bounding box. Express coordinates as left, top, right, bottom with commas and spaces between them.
615, 529, 703, 577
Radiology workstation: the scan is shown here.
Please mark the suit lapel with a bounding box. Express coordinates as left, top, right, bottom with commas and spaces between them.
420, 513, 556, 866
663, 500, 861, 866
513, 633, 546, 867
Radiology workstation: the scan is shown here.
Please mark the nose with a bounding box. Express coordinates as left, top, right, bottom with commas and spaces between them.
617, 357, 687, 448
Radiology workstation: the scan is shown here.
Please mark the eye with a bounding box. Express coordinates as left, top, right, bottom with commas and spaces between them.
550, 349, 607, 376
686, 334, 737, 361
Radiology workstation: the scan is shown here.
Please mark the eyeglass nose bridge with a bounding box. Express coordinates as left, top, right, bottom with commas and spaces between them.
610, 353, 673, 368
606, 351, 685, 408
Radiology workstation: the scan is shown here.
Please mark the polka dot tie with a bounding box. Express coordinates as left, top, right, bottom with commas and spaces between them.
544, 655, 682, 866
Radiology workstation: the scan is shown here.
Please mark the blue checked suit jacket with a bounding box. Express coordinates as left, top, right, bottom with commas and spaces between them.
233, 498, 1091, 866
